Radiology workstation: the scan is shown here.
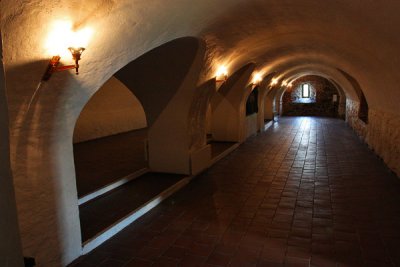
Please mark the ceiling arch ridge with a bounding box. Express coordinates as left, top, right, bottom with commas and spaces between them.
277, 64, 356, 102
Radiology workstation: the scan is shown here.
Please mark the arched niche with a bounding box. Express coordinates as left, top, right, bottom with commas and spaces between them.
8, 36, 206, 266
244, 85, 259, 138
74, 76, 147, 144
70, 36, 207, 252
264, 86, 280, 121
338, 69, 369, 123
255, 72, 277, 127
359, 92, 369, 123
72, 76, 148, 199
80, 35, 206, 176
328, 79, 347, 118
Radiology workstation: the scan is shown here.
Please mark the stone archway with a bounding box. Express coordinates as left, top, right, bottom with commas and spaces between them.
73, 76, 148, 200
8, 36, 206, 266
280, 75, 344, 117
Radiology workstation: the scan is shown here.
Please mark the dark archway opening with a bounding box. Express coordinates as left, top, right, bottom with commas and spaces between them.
358, 91, 369, 123
246, 86, 259, 116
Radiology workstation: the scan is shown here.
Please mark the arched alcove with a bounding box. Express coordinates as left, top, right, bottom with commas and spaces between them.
73, 76, 147, 144
255, 72, 278, 128
264, 88, 279, 121
245, 85, 259, 138
73, 76, 148, 199
72, 36, 206, 253
358, 91, 369, 123
337, 69, 370, 137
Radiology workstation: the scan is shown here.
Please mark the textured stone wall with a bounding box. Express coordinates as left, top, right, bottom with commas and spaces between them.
283, 76, 340, 117
346, 100, 367, 139
366, 109, 400, 176
346, 100, 400, 176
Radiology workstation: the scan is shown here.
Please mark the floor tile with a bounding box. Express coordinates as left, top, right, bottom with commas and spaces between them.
69, 117, 400, 267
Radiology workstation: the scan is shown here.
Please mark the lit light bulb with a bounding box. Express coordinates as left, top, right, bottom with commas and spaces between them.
45, 20, 93, 58
216, 65, 228, 81
252, 73, 263, 85
282, 81, 288, 87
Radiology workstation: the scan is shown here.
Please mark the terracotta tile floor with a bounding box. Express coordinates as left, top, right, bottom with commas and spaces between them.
211, 142, 238, 158
70, 117, 400, 267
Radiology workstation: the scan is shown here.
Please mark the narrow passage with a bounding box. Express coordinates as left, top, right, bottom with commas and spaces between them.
71, 117, 400, 267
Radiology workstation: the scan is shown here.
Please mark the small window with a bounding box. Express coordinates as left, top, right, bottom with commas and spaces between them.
302, 83, 310, 98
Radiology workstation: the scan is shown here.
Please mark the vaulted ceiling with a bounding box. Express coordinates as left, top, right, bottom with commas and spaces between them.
2, 0, 400, 114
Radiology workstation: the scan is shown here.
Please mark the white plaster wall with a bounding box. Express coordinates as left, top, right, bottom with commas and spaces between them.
211, 96, 241, 142
245, 113, 258, 138
73, 76, 146, 143
211, 64, 255, 143
2, 0, 400, 265
147, 41, 206, 174
189, 80, 216, 151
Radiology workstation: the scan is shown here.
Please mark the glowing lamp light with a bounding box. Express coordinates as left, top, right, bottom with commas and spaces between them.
42, 21, 93, 81
215, 65, 228, 82
282, 81, 288, 87
270, 78, 279, 86
252, 73, 263, 85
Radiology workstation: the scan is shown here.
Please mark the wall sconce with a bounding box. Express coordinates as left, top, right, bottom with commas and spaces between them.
42, 21, 93, 81
282, 81, 288, 87
215, 65, 228, 83
251, 73, 263, 86
42, 47, 85, 81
